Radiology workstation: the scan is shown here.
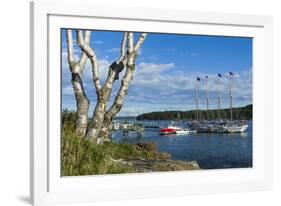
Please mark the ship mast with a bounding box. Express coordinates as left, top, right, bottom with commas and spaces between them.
205, 75, 209, 120
229, 72, 234, 122
217, 74, 222, 121
195, 77, 200, 121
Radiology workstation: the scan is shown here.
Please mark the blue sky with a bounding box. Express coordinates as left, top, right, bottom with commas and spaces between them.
61, 29, 252, 116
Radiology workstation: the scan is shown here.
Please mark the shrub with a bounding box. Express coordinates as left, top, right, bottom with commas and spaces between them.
61, 122, 141, 176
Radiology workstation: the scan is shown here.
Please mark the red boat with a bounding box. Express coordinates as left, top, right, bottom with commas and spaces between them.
159, 125, 180, 135
160, 124, 195, 135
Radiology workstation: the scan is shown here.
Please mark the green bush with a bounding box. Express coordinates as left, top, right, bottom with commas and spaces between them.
61, 122, 152, 176
62, 109, 76, 125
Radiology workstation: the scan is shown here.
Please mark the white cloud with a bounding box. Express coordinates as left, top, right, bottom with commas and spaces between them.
82, 58, 112, 85
139, 62, 174, 72
62, 85, 74, 96
118, 106, 149, 117
93, 40, 103, 44
62, 47, 252, 116
106, 48, 120, 53
127, 63, 252, 115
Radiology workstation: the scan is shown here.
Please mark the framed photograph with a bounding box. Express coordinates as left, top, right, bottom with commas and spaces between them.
30, 0, 273, 205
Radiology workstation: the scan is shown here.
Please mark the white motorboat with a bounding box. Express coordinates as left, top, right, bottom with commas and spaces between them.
175, 129, 190, 135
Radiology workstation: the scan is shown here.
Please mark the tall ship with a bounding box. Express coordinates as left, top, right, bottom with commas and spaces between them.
189, 72, 248, 133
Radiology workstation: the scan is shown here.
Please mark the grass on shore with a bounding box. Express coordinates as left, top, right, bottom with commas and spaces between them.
62, 122, 155, 176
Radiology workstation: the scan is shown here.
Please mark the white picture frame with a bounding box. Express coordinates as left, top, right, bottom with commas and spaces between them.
30, 0, 273, 205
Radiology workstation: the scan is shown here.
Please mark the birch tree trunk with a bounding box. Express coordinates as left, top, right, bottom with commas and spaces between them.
66, 30, 91, 137
77, 30, 104, 143
99, 33, 147, 142
76, 30, 147, 143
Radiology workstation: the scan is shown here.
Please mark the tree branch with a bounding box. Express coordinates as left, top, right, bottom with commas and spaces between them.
102, 32, 144, 127
66, 30, 76, 67
118, 32, 128, 63
78, 31, 91, 70
101, 32, 129, 103
134, 33, 147, 53
66, 30, 91, 74
86, 32, 147, 142
77, 30, 101, 91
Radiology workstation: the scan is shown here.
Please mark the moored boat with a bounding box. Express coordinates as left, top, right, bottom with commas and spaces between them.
159, 125, 179, 135
221, 122, 249, 133
175, 129, 191, 135
191, 72, 249, 134
160, 125, 195, 135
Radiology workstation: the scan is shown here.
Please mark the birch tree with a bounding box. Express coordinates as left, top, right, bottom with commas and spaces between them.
66, 30, 91, 137
66, 29, 147, 144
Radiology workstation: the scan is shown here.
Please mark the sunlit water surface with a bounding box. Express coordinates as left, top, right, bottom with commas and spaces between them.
112, 121, 252, 169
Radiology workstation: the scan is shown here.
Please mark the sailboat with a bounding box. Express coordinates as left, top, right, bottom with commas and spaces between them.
217, 72, 248, 133
190, 72, 248, 133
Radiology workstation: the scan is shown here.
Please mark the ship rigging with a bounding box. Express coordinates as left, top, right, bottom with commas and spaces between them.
190, 72, 248, 133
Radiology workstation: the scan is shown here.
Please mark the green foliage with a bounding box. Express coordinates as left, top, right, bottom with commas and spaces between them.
136, 104, 252, 121
61, 122, 154, 176
62, 108, 76, 125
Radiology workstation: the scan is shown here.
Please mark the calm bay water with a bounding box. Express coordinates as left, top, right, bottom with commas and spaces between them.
112, 120, 252, 169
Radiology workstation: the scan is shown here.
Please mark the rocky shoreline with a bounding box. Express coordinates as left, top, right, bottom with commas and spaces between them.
62, 122, 200, 176
125, 143, 201, 172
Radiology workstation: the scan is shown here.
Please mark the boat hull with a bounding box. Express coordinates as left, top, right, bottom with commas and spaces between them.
175, 130, 190, 135
190, 121, 248, 133
159, 127, 177, 135
159, 125, 195, 135
160, 131, 176, 135
222, 124, 248, 133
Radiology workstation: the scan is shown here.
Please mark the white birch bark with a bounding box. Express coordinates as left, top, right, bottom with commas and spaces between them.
77, 30, 101, 92
100, 33, 147, 139
102, 32, 128, 102
66, 30, 91, 137
75, 30, 147, 143
78, 32, 127, 143
77, 30, 105, 142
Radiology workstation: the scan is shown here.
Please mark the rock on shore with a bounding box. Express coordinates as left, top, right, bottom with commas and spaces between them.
128, 142, 200, 172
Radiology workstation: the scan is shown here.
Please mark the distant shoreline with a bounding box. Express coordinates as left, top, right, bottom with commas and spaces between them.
135, 104, 252, 121
63, 104, 253, 121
